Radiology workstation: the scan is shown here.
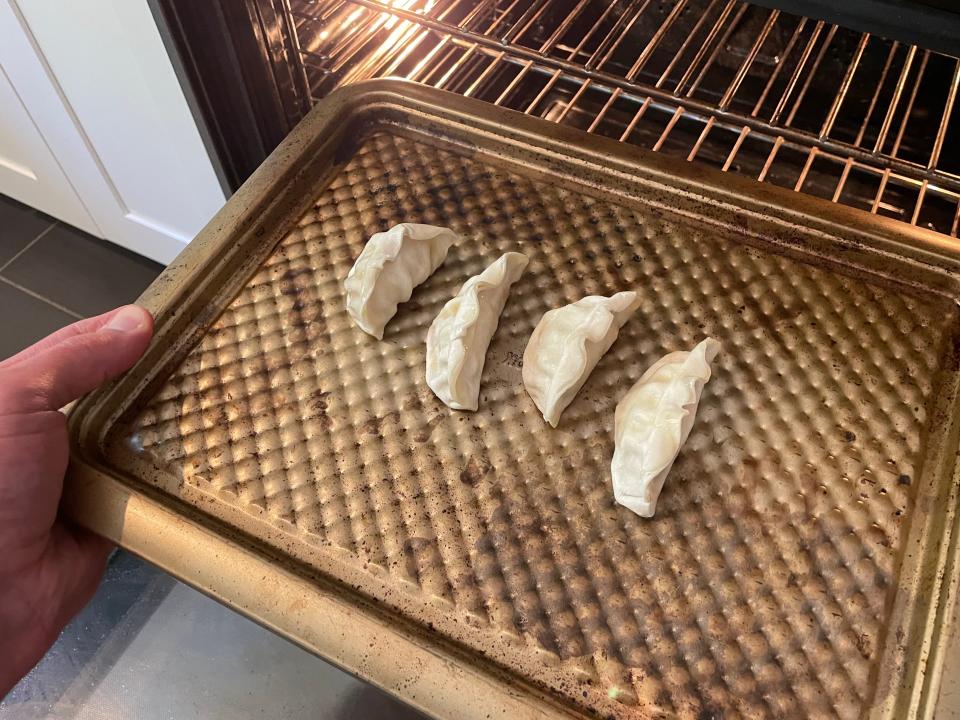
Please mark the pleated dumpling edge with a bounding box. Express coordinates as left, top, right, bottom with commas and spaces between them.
612, 337, 722, 518
522, 290, 642, 427
345, 223, 458, 339
426, 252, 529, 411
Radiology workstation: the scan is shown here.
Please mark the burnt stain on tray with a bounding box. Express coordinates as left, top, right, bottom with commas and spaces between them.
459, 457, 491, 486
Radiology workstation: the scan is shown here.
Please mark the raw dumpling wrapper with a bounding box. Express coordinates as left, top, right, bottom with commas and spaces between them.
426, 252, 528, 411
345, 223, 458, 339
612, 338, 721, 518
523, 291, 641, 427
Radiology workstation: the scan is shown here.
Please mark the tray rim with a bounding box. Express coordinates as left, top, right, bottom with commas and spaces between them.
65, 78, 960, 720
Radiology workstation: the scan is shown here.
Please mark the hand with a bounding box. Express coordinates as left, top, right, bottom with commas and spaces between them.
0, 305, 153, 696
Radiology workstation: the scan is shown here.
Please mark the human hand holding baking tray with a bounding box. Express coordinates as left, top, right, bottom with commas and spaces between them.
0, 305, 153, 697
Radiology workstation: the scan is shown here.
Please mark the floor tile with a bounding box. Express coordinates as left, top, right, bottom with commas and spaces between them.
0, 281, 76, 360
3, 552, 175, 710
2, 577, 425, 720
2, 224, 163, 317
0, 195, 55, 268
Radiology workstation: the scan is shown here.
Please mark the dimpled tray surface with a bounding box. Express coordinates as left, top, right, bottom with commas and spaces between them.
66, 82, 960, 720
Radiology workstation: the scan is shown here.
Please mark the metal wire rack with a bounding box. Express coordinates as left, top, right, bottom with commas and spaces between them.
283, 0, 960, 237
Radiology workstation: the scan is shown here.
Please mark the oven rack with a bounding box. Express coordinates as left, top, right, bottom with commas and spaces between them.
280, 0, 960, 237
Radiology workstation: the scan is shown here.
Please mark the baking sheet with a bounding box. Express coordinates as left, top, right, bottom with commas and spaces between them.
66, 80, 960, 720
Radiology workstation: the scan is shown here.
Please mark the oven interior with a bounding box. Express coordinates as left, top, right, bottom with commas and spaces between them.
159, 0, 960, 240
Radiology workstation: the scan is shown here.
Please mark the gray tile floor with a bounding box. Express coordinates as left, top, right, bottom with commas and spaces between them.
0, 195, 424, 719
0, 195, 162, 359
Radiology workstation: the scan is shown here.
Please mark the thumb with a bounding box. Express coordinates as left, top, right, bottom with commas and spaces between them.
0, 305, 153, 414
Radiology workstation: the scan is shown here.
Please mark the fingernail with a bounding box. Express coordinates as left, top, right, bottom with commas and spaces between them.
103, 306, 146, 333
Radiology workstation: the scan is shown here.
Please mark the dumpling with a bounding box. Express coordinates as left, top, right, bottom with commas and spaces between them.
426, 252, 529, 411
612, 338, 721, 518
344, 223, 458, 339
522, 291, 641, 427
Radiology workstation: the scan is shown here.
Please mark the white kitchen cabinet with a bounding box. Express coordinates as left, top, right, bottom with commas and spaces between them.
0, 18, 98, 235
0, 0, 225, 264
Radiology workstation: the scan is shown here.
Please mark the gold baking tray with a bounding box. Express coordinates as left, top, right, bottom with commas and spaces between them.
66, 80, 960, 720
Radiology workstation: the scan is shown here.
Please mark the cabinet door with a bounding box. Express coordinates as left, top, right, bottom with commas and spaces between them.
0, 36, 97, 233
0, 0, 225, 264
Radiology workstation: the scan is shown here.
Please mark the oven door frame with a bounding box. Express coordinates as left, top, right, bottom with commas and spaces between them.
147, 0, 311, 191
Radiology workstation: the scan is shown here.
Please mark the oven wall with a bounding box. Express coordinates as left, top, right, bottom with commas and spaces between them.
749, 0, 960, 56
